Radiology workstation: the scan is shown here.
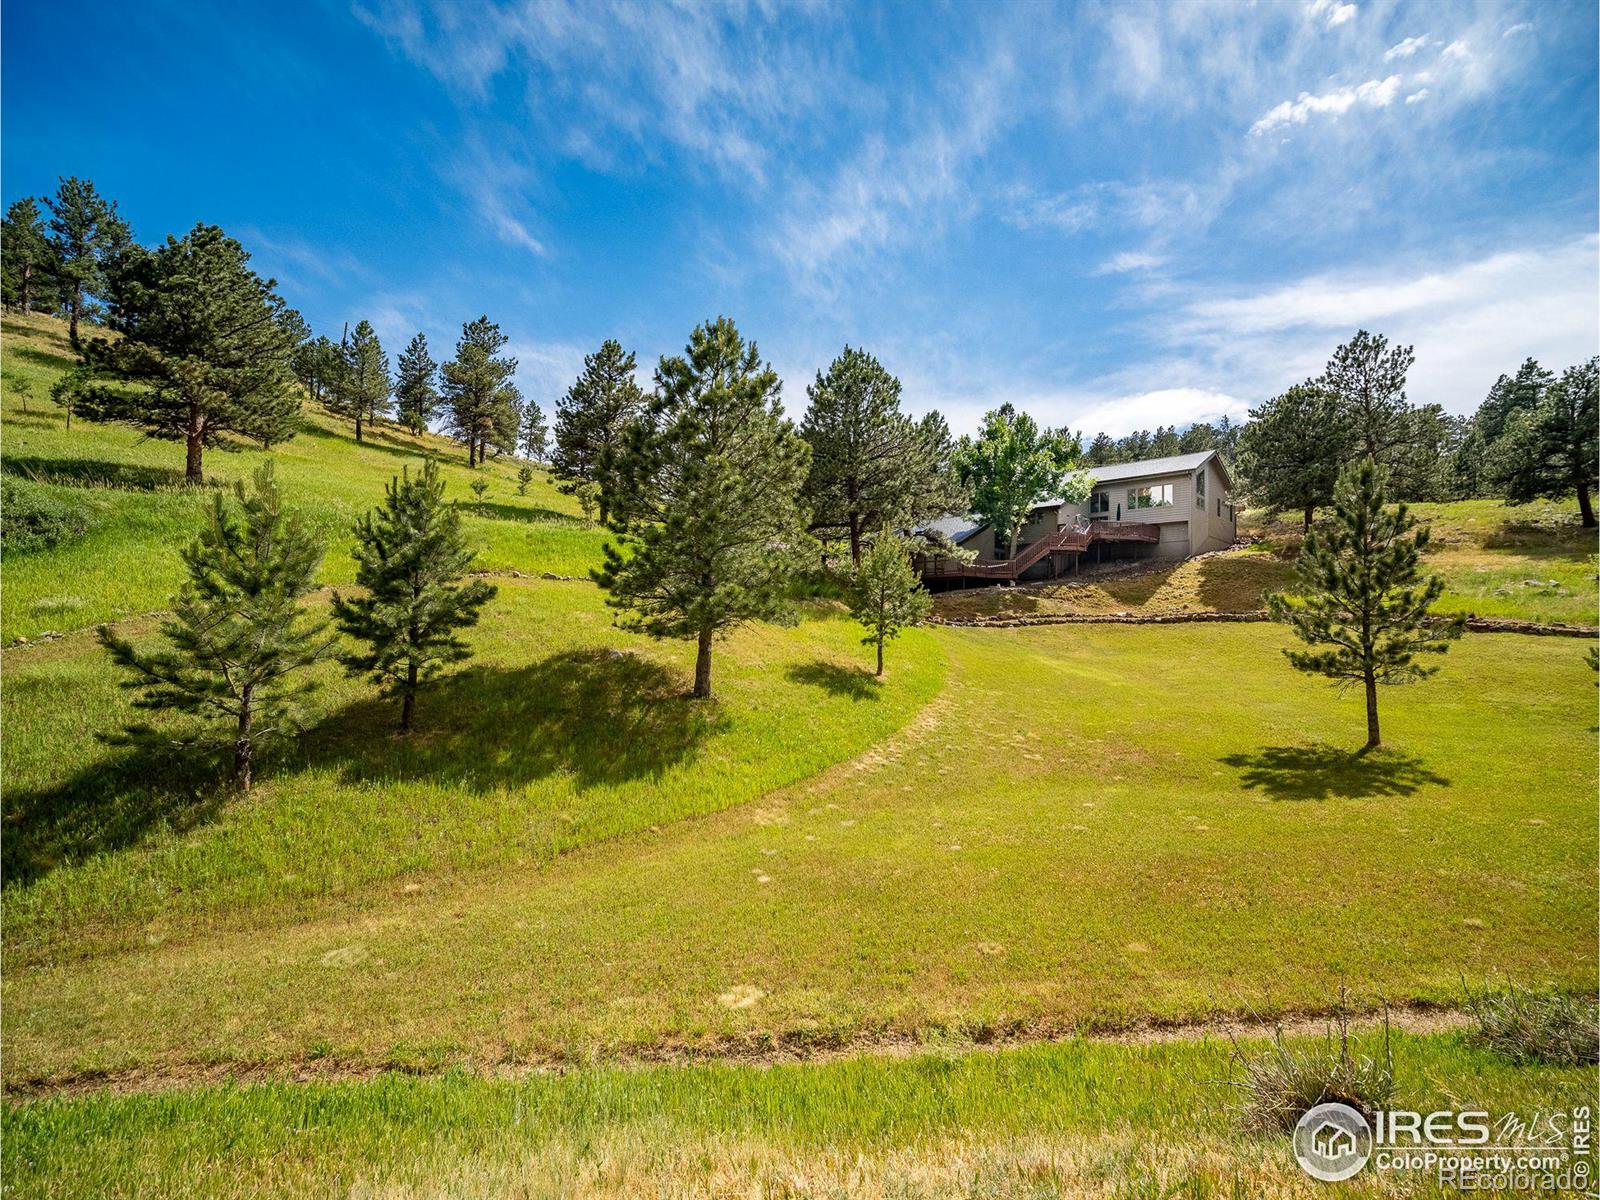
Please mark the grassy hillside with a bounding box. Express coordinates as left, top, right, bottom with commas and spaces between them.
1, 311, 607, 641
935, 500, 1598, 626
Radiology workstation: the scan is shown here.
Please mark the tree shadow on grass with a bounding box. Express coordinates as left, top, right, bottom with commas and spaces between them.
0, 455, 203, 492
1481, 521, 1597, 561
2, 747, 230, 888
463, 500, 590, 528
305, 649, 723, 791
785, 659, 882, 701
1219, 744, 1450, 801
9, 343, 77, 373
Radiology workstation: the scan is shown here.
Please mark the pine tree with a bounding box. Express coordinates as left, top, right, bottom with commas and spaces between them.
1267, 457, 1463, 751
1489, 358, 1599, 527
520, 398, 548, 462
3, 198, 59, 314
394, 332, 440, 436
44, 177, 130, 350
1320, 330, 1415, 466
329, 320, 390, 443
1085, 432, 1118, 466
516, 465, 534, 495
1150, 425, 1181, 456
292, 335, 343, 410
595, 317, 812, 700
332, 461, 496, 732
800, 346, 965, 564
551, 339, 645, 521
488, 381, 522, 459
955, 404, 1087, 557
1235, 382, 1351, 529
99, 463, 334, 789
848, 529, 931, 676
62, 224, 303, 483
442, 316, 519, 468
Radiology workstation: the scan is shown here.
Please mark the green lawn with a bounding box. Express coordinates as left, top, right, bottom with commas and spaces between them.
5, 619, 1592, 1083
4, 1031, 1591, 1199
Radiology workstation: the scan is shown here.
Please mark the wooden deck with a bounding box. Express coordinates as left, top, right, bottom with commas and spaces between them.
920, 520, 1160, 581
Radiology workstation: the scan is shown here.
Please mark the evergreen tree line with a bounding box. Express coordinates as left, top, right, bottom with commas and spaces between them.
1236, 330, 1599, 529
1082, 419, 1243, 468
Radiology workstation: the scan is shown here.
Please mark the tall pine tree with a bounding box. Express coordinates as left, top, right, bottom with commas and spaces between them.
1320, 330, 1415, 466
332, 460, 496, 732
551, 339, 645, 521
100, 463, 335, 789
2, 198, 59, 314
1235, 382, 1351, 529
394, 332, 440, 436
328, 319, 390, 443
44, 176, 130, 350
848, 529, 931, 676
1489, 358, 1599, 527
442, 316, 519, 468
1267, 457, 1463, 750
800, 345, 965, 564
64, 224, 304, 482
595, 317, 812, 699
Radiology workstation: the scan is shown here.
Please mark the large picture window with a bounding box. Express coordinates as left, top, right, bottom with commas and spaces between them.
1126, 484, 1174, 510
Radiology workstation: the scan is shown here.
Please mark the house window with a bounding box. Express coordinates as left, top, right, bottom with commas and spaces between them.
1126, 484, 1174, 510
1195, 471, 1206, 500
1089, 492, 1110, 515
1216, 496, 1222, 517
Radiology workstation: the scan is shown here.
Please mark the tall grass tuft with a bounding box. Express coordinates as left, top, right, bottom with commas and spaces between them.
1465, 982, 1599, 1067
1229, 1005, 1395, 1133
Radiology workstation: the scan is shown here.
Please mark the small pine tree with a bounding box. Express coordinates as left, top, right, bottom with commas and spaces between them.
552, 339, 644, 521
520, 398, 548, 462
469, 476, 489, 505
1267, 457, 1463, 751
99, 463, 334, 789
332, 461, 496, 732
329, 319, 390, 443
516, 465, 533, 495
848, 529, 932, 676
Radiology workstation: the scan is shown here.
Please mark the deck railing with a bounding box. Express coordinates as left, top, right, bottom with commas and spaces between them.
920, 518, 1160, 580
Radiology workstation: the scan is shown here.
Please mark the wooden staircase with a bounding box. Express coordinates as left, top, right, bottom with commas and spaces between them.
922, 520, 1160, 581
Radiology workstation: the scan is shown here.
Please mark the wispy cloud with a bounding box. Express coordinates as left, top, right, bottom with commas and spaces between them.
1307, 0, 1358, 29
1250, 75, 1403, 135
1385, 35, 1431, 60
1094, 251, 1167, 275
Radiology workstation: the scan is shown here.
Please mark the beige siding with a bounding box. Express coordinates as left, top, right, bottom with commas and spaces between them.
1187, 458, 1236, 553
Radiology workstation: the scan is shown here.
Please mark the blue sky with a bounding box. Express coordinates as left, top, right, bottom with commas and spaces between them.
4, 0, 1596, 435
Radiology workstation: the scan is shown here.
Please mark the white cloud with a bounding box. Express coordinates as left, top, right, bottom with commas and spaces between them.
1385, 35, 1431, 60
1502, 22, 1534, 37
1250, 75, 1402, 135
1175, 235, 1600, 415
1095, 251, 1167, 275
1306, 0, 1357, 29
1062, 388, 1248, 438
1405, 89, 1430, 104
1440, 39, 1471, 60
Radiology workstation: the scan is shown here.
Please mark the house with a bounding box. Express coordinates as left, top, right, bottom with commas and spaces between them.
921, 450, 1236, 586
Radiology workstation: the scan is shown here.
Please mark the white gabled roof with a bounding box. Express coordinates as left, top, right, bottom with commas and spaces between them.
1040, 449, 1230, 505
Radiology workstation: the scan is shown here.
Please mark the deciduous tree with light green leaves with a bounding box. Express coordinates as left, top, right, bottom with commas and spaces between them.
1267, 457, 1463, 751
955, 403, 1087, 558
332, 461, 496, 732
800, 345, 965, 565
848, 529, 931, 676
99, 463, 335, 790
595, 317, 812, 700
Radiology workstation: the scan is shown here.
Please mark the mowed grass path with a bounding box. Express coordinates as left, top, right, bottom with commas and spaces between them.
5, 621, 1592, 1082
935, 499, 1598, 626
1, 312, 606, 641
5, 1032, 1592, 1199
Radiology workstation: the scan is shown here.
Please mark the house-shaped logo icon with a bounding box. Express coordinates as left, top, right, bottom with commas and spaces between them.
1293, 1102, 1373, 1182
